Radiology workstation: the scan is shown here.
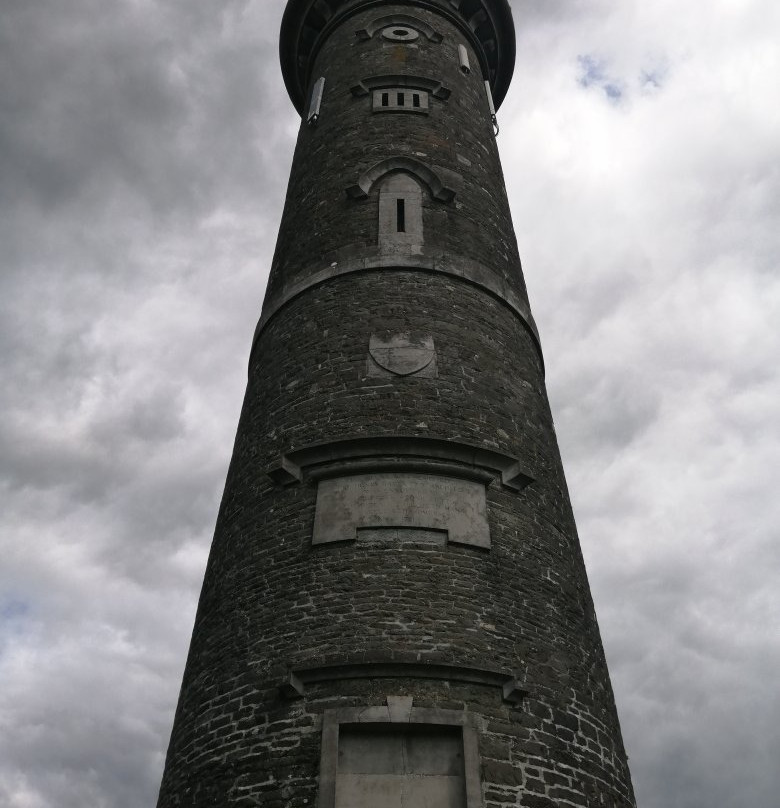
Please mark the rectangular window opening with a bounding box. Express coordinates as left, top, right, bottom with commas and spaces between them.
397, 92, 405, 106
396, 199, 406, 233
413, 93, 420, 108
381, 92, 389, 107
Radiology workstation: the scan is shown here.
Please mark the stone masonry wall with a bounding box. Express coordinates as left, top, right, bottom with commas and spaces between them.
158, 272, 636, 807
265, 4, 528, 305
156, 2, 637, 806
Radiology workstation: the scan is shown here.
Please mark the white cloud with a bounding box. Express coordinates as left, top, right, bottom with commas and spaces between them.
503, 1, 780, 804
0, 1, 777, 806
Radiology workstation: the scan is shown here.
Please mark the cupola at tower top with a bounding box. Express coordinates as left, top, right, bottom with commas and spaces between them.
280, 0, 516, 114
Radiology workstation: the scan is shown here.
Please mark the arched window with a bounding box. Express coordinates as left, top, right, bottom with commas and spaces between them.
377, 173, 424, 251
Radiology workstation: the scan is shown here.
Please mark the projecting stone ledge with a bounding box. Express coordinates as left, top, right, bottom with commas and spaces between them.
276, 661, 529, 705
265, 435, 535, 492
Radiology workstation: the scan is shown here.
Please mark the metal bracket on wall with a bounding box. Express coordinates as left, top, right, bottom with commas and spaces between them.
307, 76, 325, 125
484, 80, 499, 136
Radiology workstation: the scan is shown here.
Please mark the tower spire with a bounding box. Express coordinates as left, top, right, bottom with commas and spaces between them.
157, 2, 637, 806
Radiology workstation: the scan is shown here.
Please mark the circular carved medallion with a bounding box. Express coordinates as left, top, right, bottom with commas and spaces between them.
382, 25, 419, 42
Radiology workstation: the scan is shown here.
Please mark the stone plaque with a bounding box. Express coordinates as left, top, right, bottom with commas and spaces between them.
357, 527, 445, 544
312, 472, 489, 548
368, 332, 437, 378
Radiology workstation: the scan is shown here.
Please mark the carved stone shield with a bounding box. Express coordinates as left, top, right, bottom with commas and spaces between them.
368, 333, 436, 377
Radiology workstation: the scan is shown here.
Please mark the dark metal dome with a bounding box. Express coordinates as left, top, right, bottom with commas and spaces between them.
280, 0, 516, 114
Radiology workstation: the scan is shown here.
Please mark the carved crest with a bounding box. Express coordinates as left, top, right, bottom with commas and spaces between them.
368, 333, 436, 377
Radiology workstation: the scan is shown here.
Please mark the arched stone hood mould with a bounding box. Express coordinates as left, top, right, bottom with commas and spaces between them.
280, 0, 516, 115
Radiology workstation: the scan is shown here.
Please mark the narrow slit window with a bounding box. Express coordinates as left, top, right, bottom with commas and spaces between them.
377, 173, 423, 249
371, 87, 430, 115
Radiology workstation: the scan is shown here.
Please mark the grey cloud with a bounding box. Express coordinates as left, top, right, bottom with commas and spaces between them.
1, 1, 779, 808
553, 366, 662, 459
0, 0, 292, 222
0, 619, 181, 808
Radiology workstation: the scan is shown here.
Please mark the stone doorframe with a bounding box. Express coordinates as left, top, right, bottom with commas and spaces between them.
317, 696, 483, 808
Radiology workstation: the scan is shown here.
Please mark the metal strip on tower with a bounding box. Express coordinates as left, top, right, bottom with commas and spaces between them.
156, 2, 638, 806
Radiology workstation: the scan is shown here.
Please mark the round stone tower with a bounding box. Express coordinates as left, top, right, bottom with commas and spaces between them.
156, 2, 637, 807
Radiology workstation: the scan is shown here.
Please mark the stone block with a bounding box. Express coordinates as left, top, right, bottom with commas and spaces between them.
312, 472, 490, 548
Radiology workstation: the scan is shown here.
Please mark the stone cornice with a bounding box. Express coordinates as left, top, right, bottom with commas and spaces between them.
252, 253, 543, 372
277, 661, 529, 704
265, 435, 535, 492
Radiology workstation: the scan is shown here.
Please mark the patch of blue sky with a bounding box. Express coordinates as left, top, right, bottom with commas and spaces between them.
578, 54, 625, 103
640, 62, 670, 94
1, 599, 30, 620
579, 54, 608, 88
0, 600, 32, 656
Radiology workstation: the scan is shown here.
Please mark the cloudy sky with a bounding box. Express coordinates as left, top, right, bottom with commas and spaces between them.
1, 0, 778, 806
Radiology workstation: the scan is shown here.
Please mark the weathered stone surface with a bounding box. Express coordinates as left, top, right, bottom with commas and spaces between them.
336, 728, 465, 808
264, 3, 529, 312
156, 3, 637, 808
368, 332, 436, 377
482, 760, 524, 787
312, 472, 490, 547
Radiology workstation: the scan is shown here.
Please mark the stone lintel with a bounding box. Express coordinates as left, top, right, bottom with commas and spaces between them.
350, 74, 451, 100
278, 661, 528, 705
265, 435, 534, 492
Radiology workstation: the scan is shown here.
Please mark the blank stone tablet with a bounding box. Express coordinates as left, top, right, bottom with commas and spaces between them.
312, 472, 489, 548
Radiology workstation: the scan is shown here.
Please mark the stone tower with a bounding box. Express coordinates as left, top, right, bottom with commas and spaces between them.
156, 1, 637, 807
